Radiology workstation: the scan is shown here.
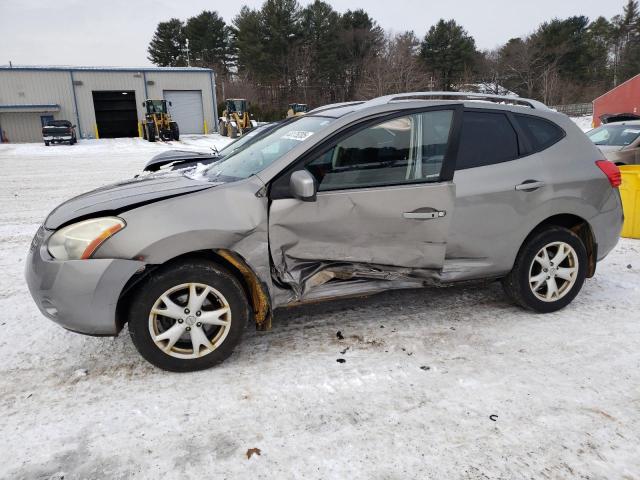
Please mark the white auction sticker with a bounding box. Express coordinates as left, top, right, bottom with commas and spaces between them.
281, 130, 314, 141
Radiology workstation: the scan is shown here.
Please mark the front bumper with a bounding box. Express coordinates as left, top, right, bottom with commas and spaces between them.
25, 226, 144, 336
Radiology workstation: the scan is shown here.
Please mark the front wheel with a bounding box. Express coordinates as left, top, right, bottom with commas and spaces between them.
146, 123, 156, 142
502, 226, 587, 313
128, 261, 249, 372
170, 122, 179, 141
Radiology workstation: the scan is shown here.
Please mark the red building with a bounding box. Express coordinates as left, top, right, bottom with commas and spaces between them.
593, 74, 640, 127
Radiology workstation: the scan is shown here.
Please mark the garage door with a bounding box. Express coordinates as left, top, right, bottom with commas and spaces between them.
164, 90, 204, 135
92, 91, 138, 138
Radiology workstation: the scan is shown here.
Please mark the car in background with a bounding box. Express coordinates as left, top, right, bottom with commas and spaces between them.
143, 121, 284, 172
42, 120, 77, 146
600, 113, 640, 124
586, 120, 640, 165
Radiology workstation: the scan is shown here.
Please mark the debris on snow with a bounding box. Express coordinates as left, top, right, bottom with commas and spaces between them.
246, 448, 261, 459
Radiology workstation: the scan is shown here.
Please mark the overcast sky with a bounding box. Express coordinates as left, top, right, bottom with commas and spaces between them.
2, 0, 627, 67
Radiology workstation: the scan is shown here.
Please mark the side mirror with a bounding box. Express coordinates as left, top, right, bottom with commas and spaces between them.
289, 170, 316, 202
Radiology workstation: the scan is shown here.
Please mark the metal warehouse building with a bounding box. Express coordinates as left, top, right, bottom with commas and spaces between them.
0, 65, 218, 143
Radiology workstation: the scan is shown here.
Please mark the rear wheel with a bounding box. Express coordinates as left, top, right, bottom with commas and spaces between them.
128, 261, 249, 372
502, 226, 587, 313
228, 123, 238, 138
44, 141, 50, 146
219, 121, 228, 137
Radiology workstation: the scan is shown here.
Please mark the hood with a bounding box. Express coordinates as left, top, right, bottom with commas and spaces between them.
45, 172, 214, 229
144, 149, 219, 172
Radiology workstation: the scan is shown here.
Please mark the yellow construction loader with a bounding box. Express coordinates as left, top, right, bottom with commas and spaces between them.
142, 99, 179, 142
286, 103, 308, 118
219, 99, 257, 138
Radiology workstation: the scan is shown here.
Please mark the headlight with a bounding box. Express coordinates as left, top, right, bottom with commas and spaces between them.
48, 217, 125, 260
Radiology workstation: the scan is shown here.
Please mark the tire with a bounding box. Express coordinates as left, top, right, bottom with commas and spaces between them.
128, 260, 250, 372
143, 125, 147, 140
44, 141, 50, 146
170, 122, 180, 141
147, 123, 156, 142
502, 226, 587, 313
219, 121, 227, 137
229, 124, 238, 139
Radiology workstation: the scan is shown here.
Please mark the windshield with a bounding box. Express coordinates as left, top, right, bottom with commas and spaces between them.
202, 116, 334, 182
228, 100, 246, 113
146, 100, 166, 114
218, 124, 271, 156
588, 124, 640, 147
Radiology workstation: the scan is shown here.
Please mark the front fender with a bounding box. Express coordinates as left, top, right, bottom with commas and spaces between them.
95, 177, 274, 297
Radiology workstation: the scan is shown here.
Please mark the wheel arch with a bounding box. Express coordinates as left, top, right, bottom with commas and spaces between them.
116, 249, 272, 333
519, 214, 597, 278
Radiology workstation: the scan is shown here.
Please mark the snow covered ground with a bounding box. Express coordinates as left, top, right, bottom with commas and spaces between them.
571, 115, 595, 132
1, 135, 639, 479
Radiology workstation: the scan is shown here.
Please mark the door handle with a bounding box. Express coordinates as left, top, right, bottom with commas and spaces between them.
515, 180, 546, 192
403, 211, 446, 220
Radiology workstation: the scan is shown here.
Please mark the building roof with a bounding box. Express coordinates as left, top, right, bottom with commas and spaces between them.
593, 73, 640, 103
0, 104, 60, 112
0, 65, 213, 73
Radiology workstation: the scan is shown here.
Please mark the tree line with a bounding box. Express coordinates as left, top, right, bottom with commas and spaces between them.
148, 0, 640, 119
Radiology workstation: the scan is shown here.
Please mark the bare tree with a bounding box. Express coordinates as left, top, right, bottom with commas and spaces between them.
358, 32, 426, 98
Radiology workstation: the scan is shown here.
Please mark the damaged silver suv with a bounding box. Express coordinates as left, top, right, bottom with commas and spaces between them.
26, 92, 624, 372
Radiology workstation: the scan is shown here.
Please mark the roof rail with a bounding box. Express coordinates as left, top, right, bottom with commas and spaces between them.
307, 101, 365, 114
362, 91, 549, 110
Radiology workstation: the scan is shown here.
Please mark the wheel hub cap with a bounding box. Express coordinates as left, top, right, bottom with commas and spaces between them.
528, 241, 579, 303
148, 282, 232, 359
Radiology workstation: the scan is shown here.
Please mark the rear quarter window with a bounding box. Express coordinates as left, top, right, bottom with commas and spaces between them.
456, 111, 519, 170
514, 114, 565, 152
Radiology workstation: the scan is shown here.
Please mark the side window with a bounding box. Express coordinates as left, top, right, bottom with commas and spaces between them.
456, 111, 519, 170
40, 115, 54, 127
514, 114, 564, 152
307, 110, 454, 191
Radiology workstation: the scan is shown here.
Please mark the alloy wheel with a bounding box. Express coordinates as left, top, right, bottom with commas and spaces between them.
528, 241, 579, 302
148, 283, 231, 359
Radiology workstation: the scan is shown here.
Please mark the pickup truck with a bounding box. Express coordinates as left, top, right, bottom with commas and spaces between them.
42, 120, 77, 146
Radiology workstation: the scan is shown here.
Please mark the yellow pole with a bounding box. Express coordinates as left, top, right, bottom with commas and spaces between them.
138, 122, 143, 138
94, 124, 99, 139
203, 120, 208, 134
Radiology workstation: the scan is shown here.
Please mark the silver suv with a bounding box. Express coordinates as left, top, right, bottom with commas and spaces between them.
25, 92, 624, 372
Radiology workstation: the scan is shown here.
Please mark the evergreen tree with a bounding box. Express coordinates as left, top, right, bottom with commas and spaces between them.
185, 11, 229, 73
147, 19, 187, 67
232, 6, 266, 80
260, 0, 303, 85
420, 19, 477, 91
339, 9, 384, 99
300, 0, 343, 97
618, 0, 640, 82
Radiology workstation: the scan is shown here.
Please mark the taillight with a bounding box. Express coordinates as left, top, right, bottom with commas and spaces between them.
595, 160, 621, 188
